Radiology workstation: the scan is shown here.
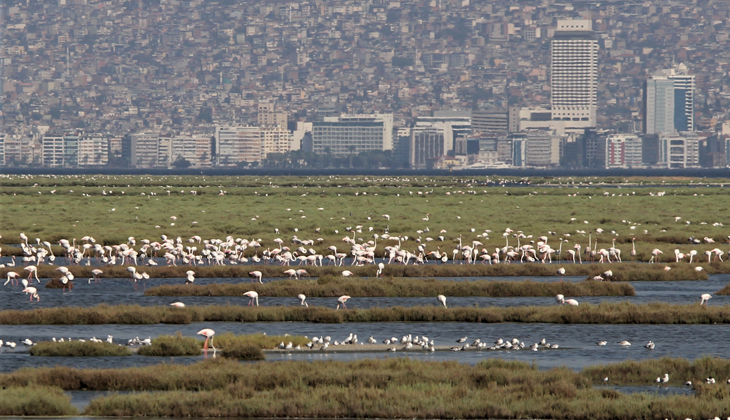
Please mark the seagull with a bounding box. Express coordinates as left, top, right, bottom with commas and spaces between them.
617, 340, 631, 346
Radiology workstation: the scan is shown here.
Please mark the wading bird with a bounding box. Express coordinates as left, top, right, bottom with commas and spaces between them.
22, 286, 39, 302
437, 294, 447, 308
298, 293, 308, 307
197, 328, 215, 352
244, 291, 259, 306
336, 295, 350, 309
89, 269, 103, 284
249, 271, 263, 284
4, 271, 19, 286
24, 266, 40, 282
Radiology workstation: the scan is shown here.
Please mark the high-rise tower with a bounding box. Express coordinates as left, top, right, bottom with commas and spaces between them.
643, 64, 695, 134
550, 20, 598, 127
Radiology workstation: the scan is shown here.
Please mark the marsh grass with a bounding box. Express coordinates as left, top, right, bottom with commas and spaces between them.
2, 356, 729, 418
714, 283, 730, 295
583, 356, 730, 385
2, 301, 729, 325
223, 343, 264, 360
136, 333, 200, 356
145, 277, 635, 297
135, 332, 309, 356
4, 262, 712, 284
0, 385, 77, 416
29, 340, 131, 357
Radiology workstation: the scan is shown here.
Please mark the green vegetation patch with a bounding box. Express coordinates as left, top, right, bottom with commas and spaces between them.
29, 340, 132, 357
2, 301, 729, 325
3, 357, 730, 418
0, 385, 77, 416
136, 333, 201, 356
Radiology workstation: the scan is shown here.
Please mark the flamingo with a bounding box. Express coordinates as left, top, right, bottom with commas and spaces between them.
185, 270, 195, 284
249, 271, 263, 284
24, 266, 40, 282
376, 262, 385, 277
556, 294, 578, 306
89, 269, 103, 284
700, 293, 712, 306
170, 302, 185, 308
244, 291, 259, 306
557, 267, 565, 280
127, 266, 137, 279
336, 295, 350, 309
630, 238, 637, 257
342, 270, 354, 277
284, 269, 298, 279
22, 286, 39, 301
298, 293, 308, 307
649, 249, 663, 263
197, 328, 215, 351
437, 294, 447, 308
4, 271, 19, 286
60, 274, 74, 292
688, 250, 697, 264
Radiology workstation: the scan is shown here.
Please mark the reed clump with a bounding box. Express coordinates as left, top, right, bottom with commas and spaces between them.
223, 343, 264, 360
137, 333, 201, 356
583, 356, 730, 385
0, 385, 77, 416
714, 283, 730, 295
145, 277, 635, 298
30, 340, 131, 357
213, 332, 309, 350
2, 301, 730, 325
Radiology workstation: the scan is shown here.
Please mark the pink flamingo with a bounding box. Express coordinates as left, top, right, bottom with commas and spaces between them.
4, 271, 19, 286
22, 286, 39, 301
197, 328, 216, 352
24, 266, 40, 282
243, 291, 259, 306
249, 271, 263, 284
336, 295, 351, 310
90, 269, 103, 284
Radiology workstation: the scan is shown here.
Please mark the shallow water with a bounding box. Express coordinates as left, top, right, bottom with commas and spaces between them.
1, 274, 728, 311
2, 272, 730, 377
3, 321, 730, 373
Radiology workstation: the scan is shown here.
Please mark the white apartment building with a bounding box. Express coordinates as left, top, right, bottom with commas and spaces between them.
78, 134, 109, 167
130, 132, 161, 168
168, 135, 213, 167
550, 19, 598, 127
409, 122, 454, 169
215, 126, 266, 165
320, 113, 394, 151
262, 125, 291, 156
659, 132, 699, 169
42, 135, 65, 168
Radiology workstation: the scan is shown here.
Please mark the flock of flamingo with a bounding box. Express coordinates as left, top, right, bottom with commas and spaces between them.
1, 218, 724, 309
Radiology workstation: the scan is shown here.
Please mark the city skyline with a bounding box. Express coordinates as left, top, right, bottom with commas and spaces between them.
2, 0, 730, 170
